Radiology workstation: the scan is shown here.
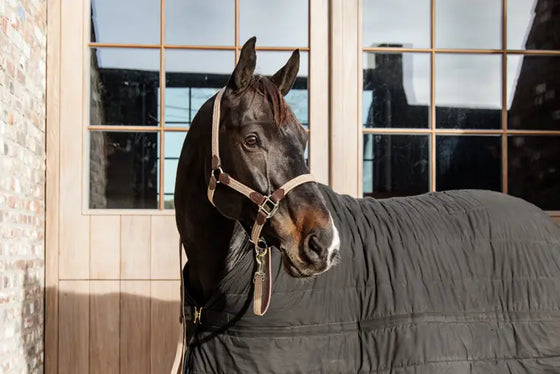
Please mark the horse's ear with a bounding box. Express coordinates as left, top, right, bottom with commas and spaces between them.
271, 49, 300, 96
227, 37, 256, 92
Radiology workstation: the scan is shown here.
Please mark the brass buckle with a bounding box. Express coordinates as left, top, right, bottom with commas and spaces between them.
258, 196, 279, 219
254, 246, 268, 282
193, 306, 203, 324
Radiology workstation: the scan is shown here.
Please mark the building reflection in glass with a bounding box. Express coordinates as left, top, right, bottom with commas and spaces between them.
89, 47, 309, 209
507, 0, 560, 209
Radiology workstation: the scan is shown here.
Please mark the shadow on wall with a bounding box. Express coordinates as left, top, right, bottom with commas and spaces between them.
45, 285, 182, 374
11, 267, 43, 373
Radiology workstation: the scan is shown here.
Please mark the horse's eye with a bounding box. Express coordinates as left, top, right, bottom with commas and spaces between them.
244, 134, 259, 147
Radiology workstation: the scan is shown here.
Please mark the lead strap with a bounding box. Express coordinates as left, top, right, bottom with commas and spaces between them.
171, 240, 187, 374
253, 247, 272, 315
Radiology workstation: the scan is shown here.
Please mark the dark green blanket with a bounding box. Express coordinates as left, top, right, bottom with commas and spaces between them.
184, 186, 560, 373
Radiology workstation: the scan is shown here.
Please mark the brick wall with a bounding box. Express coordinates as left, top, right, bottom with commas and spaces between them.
0, 0, 46, 373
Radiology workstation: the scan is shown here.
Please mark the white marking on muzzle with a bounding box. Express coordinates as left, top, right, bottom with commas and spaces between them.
326, 213, 340, 268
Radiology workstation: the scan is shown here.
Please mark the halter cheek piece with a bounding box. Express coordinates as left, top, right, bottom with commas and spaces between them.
207, 87, 315, 316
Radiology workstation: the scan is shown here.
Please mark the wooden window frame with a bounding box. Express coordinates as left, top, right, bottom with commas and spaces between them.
81, 0, 330, 214
330, 0, 560, 220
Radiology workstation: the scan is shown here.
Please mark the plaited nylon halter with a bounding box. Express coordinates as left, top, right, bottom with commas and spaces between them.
207, 87, 315, 315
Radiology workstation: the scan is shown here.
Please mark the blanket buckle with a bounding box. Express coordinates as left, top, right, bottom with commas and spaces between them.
193, 306, 203, 324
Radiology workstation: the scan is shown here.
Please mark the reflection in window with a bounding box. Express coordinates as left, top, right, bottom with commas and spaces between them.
508, 136, 560, 210
90, 0, 159, 44
90, 132, 159, 209
165, 50, 234, 127
508, 55, 560, 130
165, 0, 234, 46
363, 53, 430, 128
508, 0, 560, 50
90, 48, 160, 126
436, 136, 501, 191
239, 0, 308, 46
435, 54, 501, 129
165, 88, 217, 128
436, 0, 501, 49
163, 132, 187, 209
363, 0, 430, 48
363, 134, 429, 198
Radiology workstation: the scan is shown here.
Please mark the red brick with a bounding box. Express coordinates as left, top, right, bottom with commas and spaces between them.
0, 0, 46, 372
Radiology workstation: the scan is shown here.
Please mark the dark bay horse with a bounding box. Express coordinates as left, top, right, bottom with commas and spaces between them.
175, 38, 560, 373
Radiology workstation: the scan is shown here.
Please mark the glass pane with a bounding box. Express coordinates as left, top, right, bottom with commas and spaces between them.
90, 131, 159, 209
163, 132, 187, 209
363, 52, 430, 128
508, 0, 560, 50
91, 0, 159, 44
239, 0, 308, 46
255, 51, 309, 128
436, 0, 501, 49
90, 48, 160, 127
363, 134, 429, 198
508, 136, 560, 210
507, 55, 560, 130
165, 50, 234, 127
435, 54, 502, 129
165, 0, 234, 46
363, 0, 430, 49
436, 136, 501, 191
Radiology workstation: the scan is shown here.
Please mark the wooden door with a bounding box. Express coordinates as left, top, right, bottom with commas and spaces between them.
46, 0, 329, 372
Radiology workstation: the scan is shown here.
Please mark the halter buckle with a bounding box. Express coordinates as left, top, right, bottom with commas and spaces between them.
258, 196, 279, 219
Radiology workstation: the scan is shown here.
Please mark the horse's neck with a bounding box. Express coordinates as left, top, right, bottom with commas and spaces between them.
179, 163, 251, 304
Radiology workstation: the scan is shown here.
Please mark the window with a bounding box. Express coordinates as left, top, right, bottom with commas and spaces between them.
361, 0, 560, 211
88, 0, 311, 210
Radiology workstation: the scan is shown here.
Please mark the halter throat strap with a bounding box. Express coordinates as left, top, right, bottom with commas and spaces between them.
206, 87, 315, 316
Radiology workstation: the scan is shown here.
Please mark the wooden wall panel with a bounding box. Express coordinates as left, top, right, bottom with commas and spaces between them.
90, 281, 120, 374
59, 0, 89, 279
309, 0, 330, 184
151, 281, 182, 374
59, 281, 89, 374
90, 216, 120, 278
151, 216, 180, 279
329, 0, 360, 196
121, 215, 151, 279
120, 281, 151, 374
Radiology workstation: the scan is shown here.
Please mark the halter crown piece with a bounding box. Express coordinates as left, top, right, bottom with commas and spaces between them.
207, 88, 315, 316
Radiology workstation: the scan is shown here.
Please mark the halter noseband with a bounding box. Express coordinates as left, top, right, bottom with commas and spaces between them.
207, 87, 315, 315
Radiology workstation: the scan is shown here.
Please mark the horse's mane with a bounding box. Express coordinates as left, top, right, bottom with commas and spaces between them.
249, 76, 298, 128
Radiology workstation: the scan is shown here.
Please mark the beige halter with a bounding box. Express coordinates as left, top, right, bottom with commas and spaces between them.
208, 87, 315, 315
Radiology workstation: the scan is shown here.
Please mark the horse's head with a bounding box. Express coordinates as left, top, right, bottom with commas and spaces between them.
207, 37, 340, 277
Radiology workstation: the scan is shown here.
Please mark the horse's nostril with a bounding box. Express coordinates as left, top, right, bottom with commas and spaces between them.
302, 233, 326, 264
308, 235, 322, 256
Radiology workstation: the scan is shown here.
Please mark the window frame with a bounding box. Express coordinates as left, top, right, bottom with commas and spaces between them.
328, 0, 560, 219
82, 0, 330, 214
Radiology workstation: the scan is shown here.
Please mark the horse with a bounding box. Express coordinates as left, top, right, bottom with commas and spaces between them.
174, 37, 560, 373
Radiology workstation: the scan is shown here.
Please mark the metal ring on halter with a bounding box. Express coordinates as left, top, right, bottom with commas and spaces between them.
211, 166, 224, 183
252, 237, 268, 252
258, 196, 280, 219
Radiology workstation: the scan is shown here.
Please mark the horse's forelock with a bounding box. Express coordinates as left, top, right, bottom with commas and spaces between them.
249, 76, 298, 128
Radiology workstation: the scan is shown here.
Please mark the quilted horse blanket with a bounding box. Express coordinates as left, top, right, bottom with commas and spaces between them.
183, 186, 560, 373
